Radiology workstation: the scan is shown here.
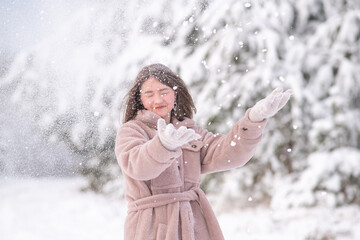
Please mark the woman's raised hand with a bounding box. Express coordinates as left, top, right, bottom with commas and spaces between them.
249, 88, 292, 122
157, 119, 201, 151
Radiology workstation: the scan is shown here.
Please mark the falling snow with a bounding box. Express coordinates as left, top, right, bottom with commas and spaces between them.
1, 0, 360, 239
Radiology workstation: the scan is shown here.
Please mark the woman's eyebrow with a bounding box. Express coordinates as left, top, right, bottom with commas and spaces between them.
142, 87, 170, 94
142, 90, 154, 94
159, 88, 170, 91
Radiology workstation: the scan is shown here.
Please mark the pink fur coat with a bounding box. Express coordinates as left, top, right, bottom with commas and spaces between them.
115, 109, 267, 239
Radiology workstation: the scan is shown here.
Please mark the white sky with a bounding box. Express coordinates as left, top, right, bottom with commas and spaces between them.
0, 0, 88, 55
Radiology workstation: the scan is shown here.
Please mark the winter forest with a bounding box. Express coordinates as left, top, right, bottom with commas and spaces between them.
1, 0, 360, 239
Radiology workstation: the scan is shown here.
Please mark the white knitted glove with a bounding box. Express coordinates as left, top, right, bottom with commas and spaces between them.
249, 88, 292, 122
157, 119, 201, 151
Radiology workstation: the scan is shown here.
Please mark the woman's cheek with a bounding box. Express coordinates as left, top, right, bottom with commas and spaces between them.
165, 96, 175, 106
144, 100, 152, 109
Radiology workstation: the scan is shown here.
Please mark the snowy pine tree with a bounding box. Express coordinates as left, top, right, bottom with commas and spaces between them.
161, 0, 360, 207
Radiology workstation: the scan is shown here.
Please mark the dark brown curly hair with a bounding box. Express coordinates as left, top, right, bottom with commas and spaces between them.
122, 63, 196, 123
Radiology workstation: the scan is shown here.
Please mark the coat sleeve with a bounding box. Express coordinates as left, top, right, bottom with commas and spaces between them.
115, 121, 182, 181
198, 109, 267, 174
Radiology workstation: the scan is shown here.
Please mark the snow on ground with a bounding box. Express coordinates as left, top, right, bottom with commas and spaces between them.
1, 177, 359, 240
0, 177, 125, 240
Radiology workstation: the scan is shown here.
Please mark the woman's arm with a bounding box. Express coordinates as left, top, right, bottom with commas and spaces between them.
115, 122, 182, 181
199, 88, 291, 174
199, 109, 267, 174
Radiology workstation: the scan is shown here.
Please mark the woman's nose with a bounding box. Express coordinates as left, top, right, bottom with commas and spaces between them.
153, 93, 164, 103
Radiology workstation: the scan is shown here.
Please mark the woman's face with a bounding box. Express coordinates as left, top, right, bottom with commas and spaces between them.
140, 77, 176, 123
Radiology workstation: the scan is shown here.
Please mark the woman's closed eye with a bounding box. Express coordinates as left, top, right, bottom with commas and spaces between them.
143, 92, 154, 98
142, 90, 170, 98
160, 90, 169, 96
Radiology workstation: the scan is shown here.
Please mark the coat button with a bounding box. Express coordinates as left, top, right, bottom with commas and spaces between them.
191, 144, 197, 148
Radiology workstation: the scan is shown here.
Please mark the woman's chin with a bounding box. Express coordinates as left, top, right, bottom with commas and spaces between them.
151, 109, 167, 117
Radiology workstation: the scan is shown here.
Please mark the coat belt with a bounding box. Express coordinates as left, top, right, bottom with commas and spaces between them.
127, 187, 225, 240
128, 188, 199, 213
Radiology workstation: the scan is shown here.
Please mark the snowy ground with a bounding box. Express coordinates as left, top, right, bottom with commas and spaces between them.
1, 177, 359, 240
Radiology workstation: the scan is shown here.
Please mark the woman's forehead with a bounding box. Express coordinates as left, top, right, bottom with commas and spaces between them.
141, 77, 171, 91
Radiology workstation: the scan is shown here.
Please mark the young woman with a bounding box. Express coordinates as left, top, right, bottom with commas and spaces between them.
115, 63, 292, 240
